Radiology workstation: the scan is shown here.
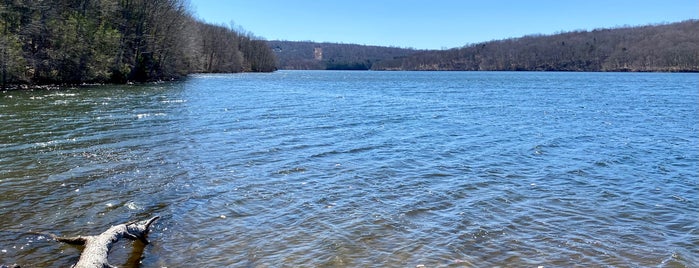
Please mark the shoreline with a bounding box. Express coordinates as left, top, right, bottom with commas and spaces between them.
3, 69, 696, 92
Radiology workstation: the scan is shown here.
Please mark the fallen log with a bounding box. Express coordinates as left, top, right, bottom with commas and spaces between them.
49, 216, 159, 268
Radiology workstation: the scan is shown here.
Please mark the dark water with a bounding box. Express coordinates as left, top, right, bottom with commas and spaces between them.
1, 71, 697, 267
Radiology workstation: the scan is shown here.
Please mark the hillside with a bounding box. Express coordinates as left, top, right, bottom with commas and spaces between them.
0, 0, 276, 89
268, 41, 418, 70
371, 20, 699, 72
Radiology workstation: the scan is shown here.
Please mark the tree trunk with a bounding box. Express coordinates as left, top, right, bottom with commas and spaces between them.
52, 216, 159, 268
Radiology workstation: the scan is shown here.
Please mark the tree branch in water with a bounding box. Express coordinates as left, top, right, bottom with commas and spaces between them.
51, 216, 160, 268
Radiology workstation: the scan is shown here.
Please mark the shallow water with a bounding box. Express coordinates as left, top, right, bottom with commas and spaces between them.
1, 71, 697, 267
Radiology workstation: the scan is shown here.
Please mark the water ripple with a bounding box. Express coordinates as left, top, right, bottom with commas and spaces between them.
1, 72, 697, 267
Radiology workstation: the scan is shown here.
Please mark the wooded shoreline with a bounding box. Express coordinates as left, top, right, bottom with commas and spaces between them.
2, 0, 696, 89
0, 0, 276, 89
271, 20, 699, 72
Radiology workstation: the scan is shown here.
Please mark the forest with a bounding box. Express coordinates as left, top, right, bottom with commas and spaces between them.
371, 20, 699, 72
0, 0, 277, 89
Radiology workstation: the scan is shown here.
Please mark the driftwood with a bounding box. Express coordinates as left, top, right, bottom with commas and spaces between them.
49, 216, 159, 268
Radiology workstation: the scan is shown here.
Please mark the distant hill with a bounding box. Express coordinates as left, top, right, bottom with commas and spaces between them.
267, 41, 418, 70
372, 20, 699, 72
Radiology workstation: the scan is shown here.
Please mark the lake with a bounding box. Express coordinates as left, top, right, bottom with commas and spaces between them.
1, 71, 697, 267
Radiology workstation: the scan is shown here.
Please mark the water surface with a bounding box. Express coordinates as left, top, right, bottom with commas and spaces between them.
1, 71, 697, 267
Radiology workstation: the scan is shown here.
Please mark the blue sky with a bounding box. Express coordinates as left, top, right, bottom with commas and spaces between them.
191, 0, 698, 50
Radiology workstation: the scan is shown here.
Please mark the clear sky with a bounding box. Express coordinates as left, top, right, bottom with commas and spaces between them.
191, 0, 698, 50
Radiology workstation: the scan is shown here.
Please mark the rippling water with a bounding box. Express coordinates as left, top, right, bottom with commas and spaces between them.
1, 71, 697, 267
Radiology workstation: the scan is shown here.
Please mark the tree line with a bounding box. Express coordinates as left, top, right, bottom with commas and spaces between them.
0, 0, 276, 89
268, 41, 418, 70
371, 20, 699, 72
